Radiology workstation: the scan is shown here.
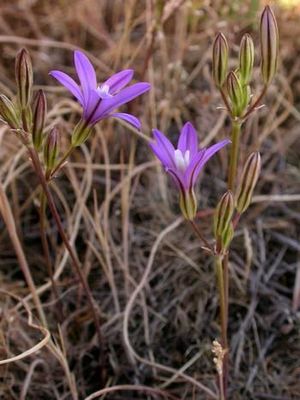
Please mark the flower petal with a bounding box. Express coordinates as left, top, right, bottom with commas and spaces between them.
184, 149, 206, 189
202, 139, 231, 165
149, 129, 176, 169
185, 139, 230, 188
92, 82, 151, 120
166, 168, 185, 191
110, 112, 141, 129
50, 70, 84, 105
74, 51, 97, 102
103, 69, 134, 94
177, 122, 198, 157
83, 89, 102, 122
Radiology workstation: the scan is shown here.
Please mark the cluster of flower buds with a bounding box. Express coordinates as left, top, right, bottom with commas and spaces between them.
0, 49, 48, 152
214, 151, 261, 253
212, 6, 278, 120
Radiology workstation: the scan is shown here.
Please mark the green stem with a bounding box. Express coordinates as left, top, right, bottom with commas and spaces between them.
227, 120, 242, 192
215, 255, 227, 349
215, 255, 227, 400
48, 145, 74, 180
189, 220, 213, 252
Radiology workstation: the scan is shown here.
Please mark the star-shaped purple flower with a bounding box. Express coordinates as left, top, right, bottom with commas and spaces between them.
50, 50, 150, 130
149, 122, 230, 219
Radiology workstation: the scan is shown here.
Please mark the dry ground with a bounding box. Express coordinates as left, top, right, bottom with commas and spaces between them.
0, 0, 299, 399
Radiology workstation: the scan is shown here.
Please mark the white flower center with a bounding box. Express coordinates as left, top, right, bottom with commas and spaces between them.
174, 149, 190, 172
97, 84, 113, 99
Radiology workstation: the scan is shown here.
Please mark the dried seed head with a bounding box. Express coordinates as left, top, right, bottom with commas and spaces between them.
0, 95, 20, 129
15, 48, 33, 110
44, 127, 59, 171
214, 191, 234, 238
236, 152, 261, 214
32, 90, 47, 151
260, 6, 279, 85
212, 33, 229, 88
226, 71, 244, 117
239, 34, 254, 85
179, 189, 197, 220
212, 340, 226, 376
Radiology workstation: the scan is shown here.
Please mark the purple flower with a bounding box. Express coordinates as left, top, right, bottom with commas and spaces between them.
149, 122, 230, 219
50, 50, 150, 130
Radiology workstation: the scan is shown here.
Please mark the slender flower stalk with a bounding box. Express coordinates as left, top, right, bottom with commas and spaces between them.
149, 122, 230, 220
50, 51, 150, 146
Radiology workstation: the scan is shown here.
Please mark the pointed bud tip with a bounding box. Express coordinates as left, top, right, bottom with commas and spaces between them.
260, 5, 279, 85
212, 32, 229, 88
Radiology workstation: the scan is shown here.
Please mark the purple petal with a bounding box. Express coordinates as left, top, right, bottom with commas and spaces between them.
83, 89, 102, 122
74, 51, 97, 102
92, 82, 151, 120
202, 139, 231, 165
103, 70, 134, 94
183, 149, 206, 189
177, 122, 198, 157
185, 139, 230, 188
50, 70, 84, 105
110, 112, 141, 129
166, 168, 185, 191
149, 129, 176, 169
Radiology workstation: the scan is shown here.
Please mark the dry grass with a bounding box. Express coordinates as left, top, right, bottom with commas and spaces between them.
0, 0, 300, 399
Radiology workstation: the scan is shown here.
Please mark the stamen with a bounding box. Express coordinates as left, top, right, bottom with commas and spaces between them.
174, 149, 190, 172
97, 84, 112, 99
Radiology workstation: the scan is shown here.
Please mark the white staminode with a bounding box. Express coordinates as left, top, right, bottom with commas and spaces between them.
97, 83, 112, 99
174, 149, 190, 171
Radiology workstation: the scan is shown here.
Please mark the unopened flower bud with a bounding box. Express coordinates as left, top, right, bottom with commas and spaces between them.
221, 222, 234, 251
32, 90, 47, 151
236, 152, 261, 214
179, 189, 197, 220
260, 6, 279, 85
227, 71, 244, 117
15, 48, 33, 110
72, 119, 92, 147
0, 95, 20, 129
214, 191, 234, 238
44, 127, 59, 171
212, 33, 229, 88
239, 34, 254, 85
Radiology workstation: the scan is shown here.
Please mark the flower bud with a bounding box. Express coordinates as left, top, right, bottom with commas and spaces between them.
32, 90, 47, 151
15, 48, 33, 110
71, 119, 92, 147
214, 191, 234, 238
0, 95, 20, 129
220, 222, 234, 251
236, 152, 261, 214
212, 33, 229, 88
260, 6, 279, 85
43, 127, 59, 171
179, 189, 197, 220
226, 71, 244, 117
239, 34, 254, 85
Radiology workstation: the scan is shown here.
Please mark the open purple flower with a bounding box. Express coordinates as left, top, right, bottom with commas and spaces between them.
150, 122, 230, 219
50, 50, 150, 145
